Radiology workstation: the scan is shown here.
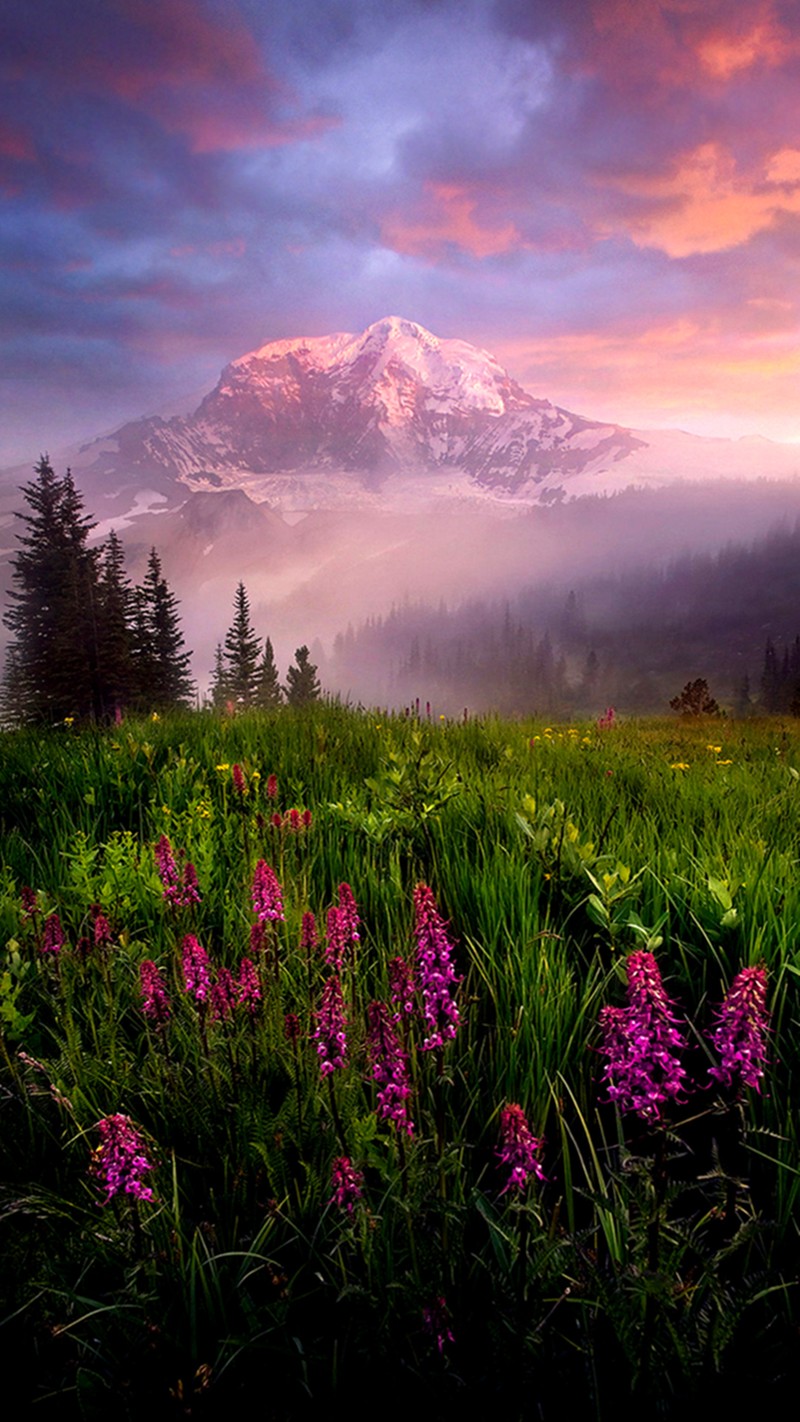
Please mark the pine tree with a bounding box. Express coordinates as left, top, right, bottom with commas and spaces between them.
209, 643, 229, 711
223, 582, 261, 707
133, 549, 195, 711
284, 645, 321, 707
2, 456, 103, 722
254, 636, 282, 709
96, 529, 135, 718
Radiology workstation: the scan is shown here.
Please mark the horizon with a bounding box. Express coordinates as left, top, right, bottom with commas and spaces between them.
5, 1, 800, 466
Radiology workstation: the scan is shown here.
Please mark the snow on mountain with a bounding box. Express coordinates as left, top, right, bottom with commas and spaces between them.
8, 316, 800, 526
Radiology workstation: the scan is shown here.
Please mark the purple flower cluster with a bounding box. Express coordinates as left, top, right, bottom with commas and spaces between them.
412, 883, 461, 1050
210, 966, 237, 1022
329, 1155, 364, 1213
42, 912, 64, 955
709, 964, 769, 1092
237, 957, 261, 1015
154, 835, 201, 909
90, 1113, 155, 1205
182, 933, 212, 1003
422, 1296, 454, 1354
497, 1102, 546, 1194
324, 885, 360, 971
313, 975, 348, 1076
139, 960, 171, 1026
598, 951, 686, 1121
367, 1000, 414, 1135
251, 860, 284, 923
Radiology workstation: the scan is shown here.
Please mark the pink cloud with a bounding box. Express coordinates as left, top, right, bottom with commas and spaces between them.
380, 181, 523, 261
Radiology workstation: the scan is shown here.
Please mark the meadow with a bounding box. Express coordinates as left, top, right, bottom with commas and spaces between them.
1, 705, 799, 1418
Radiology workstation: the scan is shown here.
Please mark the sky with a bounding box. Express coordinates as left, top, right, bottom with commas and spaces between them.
4, 0, 800, 466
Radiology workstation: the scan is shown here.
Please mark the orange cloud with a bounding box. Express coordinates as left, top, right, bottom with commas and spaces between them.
381, 182, 522, 260
602, 141, 800, 257
696, 14, 793, 78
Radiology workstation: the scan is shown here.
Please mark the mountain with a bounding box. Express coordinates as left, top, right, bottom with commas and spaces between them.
48, 314, 795, 519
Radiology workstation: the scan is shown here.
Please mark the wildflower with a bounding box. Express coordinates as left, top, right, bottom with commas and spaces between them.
330, 1155, 363, 1213
151, 713, 159, 723
413, 883, 461, 1050
670, 762, 690, 770
232, 763, 246, 796
325, 905, 348, 972
237, 957, 261, 1014
180, 861, 201, 907
422, 1296, 454, 1354
302, 808, 313, 829
337, 883, 360, 951
271, 812, 283, 829
388, 955, 415, 1024
300, 911, 318, 958
497, 1102, 545, 1194
215, 763, 230, 772
251, 860, 284, 923
154, 834, 179, 903
266, 773, 278, 799
20, 886, 39, 920
210, 966, 237, 1022
139, 960, 170, 1026
182, 934, 212, 1003
313, 975, 347, 1075
367, 1001, 414, 1135
42, 912, 64, 955
598, 950, 686, 1121
708, 964, 769, 1092
91, 904, 112, 949
90, 1113, 155, 1204
284, 1011, 301, 1043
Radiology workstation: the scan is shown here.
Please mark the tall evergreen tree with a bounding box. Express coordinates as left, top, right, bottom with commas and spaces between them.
284, 645, 321, 707
133, 549, 195, 710
254, 636, 282, 709
96, 529, 135, 718
209, 642, 229, 711
3, 456, 102, 722
223, 582, 261, 707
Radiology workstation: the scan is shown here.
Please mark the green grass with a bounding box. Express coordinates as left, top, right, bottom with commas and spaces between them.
1, 706, 799, 1417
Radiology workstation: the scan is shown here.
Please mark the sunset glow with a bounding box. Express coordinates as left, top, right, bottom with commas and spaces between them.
4, 0, 800, 461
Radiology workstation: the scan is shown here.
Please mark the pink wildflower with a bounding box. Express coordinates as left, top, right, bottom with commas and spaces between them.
300, 911, 318, 958
330, 1156, 363, 1214
251, 860, 284, 923
182, 934, 212, 1003
422, 1296, 454, 1353
313, 975, 348, 1076
42, 912, 64, 955
237, 957, 261, 1014
598, 951, 686, 1121
388, 955, 415, 1025
367, 1000, 414, 1135
412, 883, 461, 1050
90, 1113, 155, 1205
266, 773, 278, 800
232, 763, 246, 796
139, 960, 170, 1026
708, 964, 770, 1092
91, 903, 112, 950
20, 886, 39, 920
497, 1102, 545, 1194
210, 967, 236, 1022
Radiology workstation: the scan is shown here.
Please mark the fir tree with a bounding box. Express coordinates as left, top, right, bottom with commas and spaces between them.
133, 549, 195, 711
209, 643, 229, 711
96, 529, 135, 718
2, 456, 103, 722
223, 582, 261, 707
255, 636, 282, 709
284, 645, 321, 707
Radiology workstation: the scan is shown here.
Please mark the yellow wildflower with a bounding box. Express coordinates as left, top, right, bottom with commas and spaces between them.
670, 762, 690, 770
215, 763, 230, 772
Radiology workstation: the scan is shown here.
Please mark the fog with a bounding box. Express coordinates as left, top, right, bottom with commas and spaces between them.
4, 474, 800, 714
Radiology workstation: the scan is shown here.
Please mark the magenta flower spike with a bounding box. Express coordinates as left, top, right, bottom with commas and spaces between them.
412, 883, 461, 1050
313, 975, 348, 1076
324, 906, 347, 972
182, 934, 212, 1003
237, 957, 261, 1014
598, 950, 686, 1121
329, 1155, 364, 1213
154, 834, 179, 902
41, 912, 64, 955
337, 882, 360, 949
300, 911, 318, 958
388, 955, 415, 1025
497, 1102, 545, 1194
232, 763, 246, 796
708, 964, 770, 1092
180, 861, 201, 908
251, 860, 284, 923
90, 1113, 155, 1205
367, 1001, 414, 1135
210, 966, 237, 1022
139, 960, 171, 1026
422, 1296, 454, 1354
91, 904, 112, 949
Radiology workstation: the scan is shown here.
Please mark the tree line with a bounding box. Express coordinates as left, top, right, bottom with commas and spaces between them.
1, 458, 323, 725
208, 581, 321, 710
2, 456, 193, 724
